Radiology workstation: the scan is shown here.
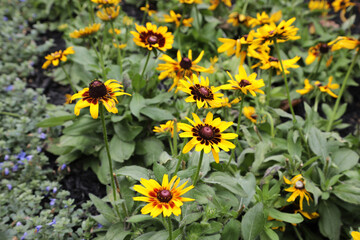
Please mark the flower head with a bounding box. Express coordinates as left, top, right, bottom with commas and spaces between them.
164, 10, 193, 28
42, 47, 75, 69
332, 0, 355, 13
283, 174, 312, 210
329, 36, 360, 51
179, 0, 202, 4
140, 4, 156, 17
296, 79, 314, 95
179, 74, 223, 109
243, 106, 257, 123
222, 65, 265, 96
153, 120, 179, 138
306, 43, 332, 65
252, 55, 301, 75
209, 0, 232, 10
248, 10, 282, 28
131, 22, 174, 52
157, 49, 211, 91
315, 76, 339, 98
96, 6, 120, 21
227, 12, 252, 27
91, 0, 121, 7
178, 112, 237, 163
69, 23, 101, 38
71, 79, 131, 119
133, 174, 194, 218
308, 0, 329, 14
351, 231, 360, 240
212, 97, 240, 108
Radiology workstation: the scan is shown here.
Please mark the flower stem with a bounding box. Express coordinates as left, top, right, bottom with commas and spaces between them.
326, 48, 360, 132
173, 119, 178, 157
174, 139, 188, 175
141, 0, 148, 26
266, 68, 273, 106
0, 111, 21, 118
242, 0, 250, 15
140, 51, 151, 80
100, 104, 121, 217
308, 55, 323, 80
61, 65, 76, 93
110, 22, 123, 77
193, 150, 204, 185
167, 217, 173, 240
273, 39, 297, 124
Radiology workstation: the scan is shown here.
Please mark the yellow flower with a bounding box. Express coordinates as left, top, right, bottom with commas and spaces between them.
109, 28, 121, 35
42, 46, 75, 69
315, 76, 339, 98
227, 12, 253, 27
248, 10, 282, 28
243, 106, 257, 123
222, 65, 265, 96
253, 17, 300, 45
70, 79, 130, 119
64, 94, 72, 105
217, 30, 255, 65
140, 3, 156, 17
179, 74, 224, 109
296, 79, 314, 95
211, 97, 240, 108
332, 0, 355, 13
156, 49, 211, 91
351, 231, 360, 240
179, 0, 202, 4
308, 0, 329, 14
294, 209, 319, 220
163, 10, 193, 28
153, 120, 179, 138
70, 23, 101, 38
283, 174, 312, 210
252, 55, 301, 75
113, 43, 127, 49
133, 174, 194, 218
178, 111, 237, 163
305, 43, 332, 65
131, 22, 174, 52
329, 36, 360, 51
96, 6, 120, 21
208, 0, 232, 10
91, 0, 121, 7
123, 16, 134, 26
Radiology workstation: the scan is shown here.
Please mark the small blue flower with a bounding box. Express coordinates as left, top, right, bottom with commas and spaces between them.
16, 222, 22, 226
26, 155, 33, 161
39, 133, 47, 140
20, 232, 27, 240
48, 219, 56, 226
61, 164, 66, 170
46, 186, 51, 192
7, 184, 12, 190
3, 16, 8, 21
37, 146, 42, 152
17, 151, 26, 160
35, 225, 42, 233
4, 155, 9, 161
97, 223, 103, 229
4, 168, 9, 175
50, 198, 56, 206
53, 187, 57, 193
12, 165, 18, 172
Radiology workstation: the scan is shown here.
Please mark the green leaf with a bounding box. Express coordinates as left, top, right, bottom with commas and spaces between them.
153, 163, 167, 183
131, 73, 146, 92
204, 172, 247, 197
109, 136, 135, 163
127, 215, 154, 223
105, 223, 131, 240
129, 93, 146, 119
140, 107, 174, 121
318, 201, 341, 240
136, 137, 164, 166
116, 166, 150, 181
268, 208, 304, 224
180, 212, 203, 227
204, 221, 223, 235
221, 219, 241, 240
72, 46, 97, 67
63, 116, 98, 135
308, 126, 328, 160
89, 194, 117, 223
36, 115, 75, 127
59, 135, 102, 152
241, 202, 265, 240
332, 149, 359, 172
333, 181, 360, 205
261, 228, 279, 240
113, 121, 143, 141
146, 92, 173, 104
252, 141, 271, 172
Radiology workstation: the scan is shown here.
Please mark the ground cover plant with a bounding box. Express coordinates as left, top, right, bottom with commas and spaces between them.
2, 0, 360, 239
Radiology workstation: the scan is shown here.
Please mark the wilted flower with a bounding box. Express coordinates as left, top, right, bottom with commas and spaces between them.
296, 79, 314, 95
227, 12, 252, 27
96, 6, 120, 21
283, 174, 312, 210
315, 76, 339, 98
243, 106, 257, 123
153, 120, 179, 138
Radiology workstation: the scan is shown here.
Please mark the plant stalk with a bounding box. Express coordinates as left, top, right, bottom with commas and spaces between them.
61, 65, 76, 93
193, 150, 204, 185
140, 51, 151, 80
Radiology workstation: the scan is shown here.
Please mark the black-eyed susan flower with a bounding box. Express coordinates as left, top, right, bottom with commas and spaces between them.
179, 74, 223, 109
243, 106, 257, 123
352, 231, 360, 240
308, 0, 329, 14
140, 3, 156, 17
133, 174, 194, 218
315, 76, 339, 98
222, 65, 265, 96
96, 6, 120, 21
283, 174, 312, 210
252, 55, 301, 75
212, 97, 240, 108
306, 43, 332, 66
217, 30, 255, 65
42, 47, 75, 69
208, 0, 232, 10
332, 0, 355, 13
296, 79, 314, 95
227, 12, 253, 27
131, 22, 174, 52
69, 23, 101, 38
163, 10, 193, 28
91, 0, 121, 7
248, 10, 282, 28
157, 49, 211, 91
179, 0, 202, 4
153, 120, 179, 138
178, 111, 237, 163
329, 36, 360, 51
71, 79, 130, 119
109, 28, 121, 35
253, 17, 300, 45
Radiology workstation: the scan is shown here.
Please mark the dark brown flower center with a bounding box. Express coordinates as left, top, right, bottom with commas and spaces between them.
243, 34, 248, 40
180, 57, 192, 69
157, 189, 172, 202
89, 80, 107, 98
147, 35, 158, 44
269, 56, 278, 62
199, 126, 214, 140
295, 181, 304, 189
239, 79, 251, 87
319, 43, 330, 54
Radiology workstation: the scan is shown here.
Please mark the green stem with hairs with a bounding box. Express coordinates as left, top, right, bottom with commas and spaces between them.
273, 39, 297, 124
100, 104, 121, 218
141, 0, 148, 26
242, 0, 250, 15
266, 68, 273, 106
326, 48, 360, 132
173, 119, 178, 158
174, 139, 188, 175
167, 217, 173, 240
193, 150, 204, 185
61, 65, 76, 93
140, 51, 151, 80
